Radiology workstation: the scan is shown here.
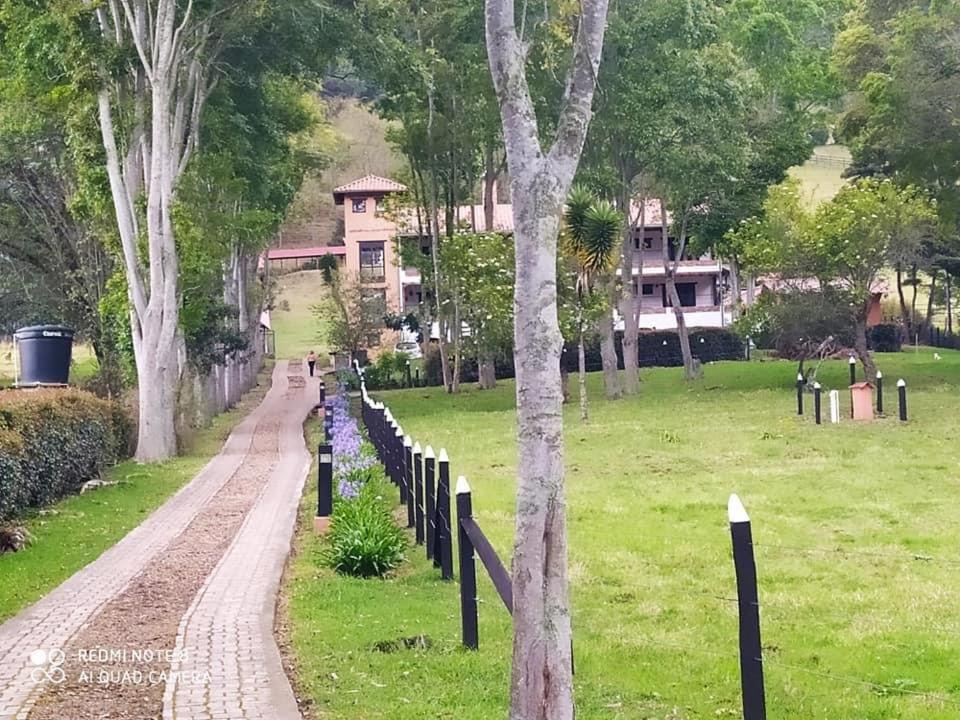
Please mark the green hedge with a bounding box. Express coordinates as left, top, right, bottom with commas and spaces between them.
0, 389, 133, 521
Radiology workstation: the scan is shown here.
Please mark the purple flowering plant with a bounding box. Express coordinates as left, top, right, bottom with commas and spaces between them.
329, 388, 380, 500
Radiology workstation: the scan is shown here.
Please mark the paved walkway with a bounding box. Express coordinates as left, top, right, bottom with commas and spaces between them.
0, 362, 318, 720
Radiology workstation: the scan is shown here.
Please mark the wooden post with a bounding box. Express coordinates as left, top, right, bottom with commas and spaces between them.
829, 389, 840, 424
796, 372, 804, 415
813, 382, 821, 425
314, 444, 333, 534
457, 476, 479, 650
898, 379, 907, 422
404, 436, 415, 528
728, 494, 766, 720
424, 446, 436, 561
413, 441, 424, 545
437, 448, 454, 579
849, 355, 856, 386
876, 371, 884, 414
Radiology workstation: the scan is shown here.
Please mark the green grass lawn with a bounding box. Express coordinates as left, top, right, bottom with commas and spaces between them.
271, 270, 329, 360
0, 362, 273, 622
286, 349, 960, 720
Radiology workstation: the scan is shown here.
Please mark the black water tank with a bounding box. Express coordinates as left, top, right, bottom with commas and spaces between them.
14, 325, 74, 386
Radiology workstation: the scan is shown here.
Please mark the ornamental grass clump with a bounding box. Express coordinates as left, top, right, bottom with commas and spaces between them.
325, 389, 405, 577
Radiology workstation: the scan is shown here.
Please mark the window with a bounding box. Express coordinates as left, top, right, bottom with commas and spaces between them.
359, 243, 385, 282
351, 198, 367, 213
635, 235, 655, 250
641, 283, 655, 296
676, 282, 697, 307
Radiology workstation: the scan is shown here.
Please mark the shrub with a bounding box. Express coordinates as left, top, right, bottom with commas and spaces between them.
867, 324, 902, 352
0, 388, 132, 520
326, 487, 406, 577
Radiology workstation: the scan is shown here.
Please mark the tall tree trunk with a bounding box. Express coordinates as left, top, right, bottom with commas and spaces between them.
599, 284, 621, 399
618, 187, 641, 394
729, 255, 742, 320
485, 0, 608, 716
910, 264, 919, 339
662, 203, 697, 380
947, 275, 953, 335
483, 143, 497, 231
896, 264, 910, 338
854, 310, 877, 380
926, 270, 937, 337
426, 79, 453, 391
578, 319, 588, 422
452, 295, 462, 393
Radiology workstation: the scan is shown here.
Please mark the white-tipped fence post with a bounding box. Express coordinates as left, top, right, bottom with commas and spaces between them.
728, 494, 766, 720
424, 446, 436, 561
456, 476, 479, 650
849, 355, 857, 386
898, 379, 907, 421
413, 441, 424, 545
393, 424, 404, 498
404, 436, 414, 528
437, 449, 454, 579
876, 370, 884, 414
796, 372, 804, 415
813, 382, 822, 425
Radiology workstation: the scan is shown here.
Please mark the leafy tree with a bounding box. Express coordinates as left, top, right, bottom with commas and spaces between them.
734, 177, 937, 376
563, 188, 621, 418
317, 268, 385, 357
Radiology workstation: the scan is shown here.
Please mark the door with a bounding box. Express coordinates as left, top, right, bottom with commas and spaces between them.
676, 282, 697, 307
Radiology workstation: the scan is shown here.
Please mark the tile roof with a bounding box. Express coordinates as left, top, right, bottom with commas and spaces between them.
333, 175, 408, 196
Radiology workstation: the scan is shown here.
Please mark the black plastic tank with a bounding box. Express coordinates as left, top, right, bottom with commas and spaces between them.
13, 325, 74, 386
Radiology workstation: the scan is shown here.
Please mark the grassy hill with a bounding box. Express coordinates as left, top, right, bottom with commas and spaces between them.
270, 270, 330, 361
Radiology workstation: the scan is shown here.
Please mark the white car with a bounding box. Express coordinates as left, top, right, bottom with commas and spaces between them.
395, 341, 423, 359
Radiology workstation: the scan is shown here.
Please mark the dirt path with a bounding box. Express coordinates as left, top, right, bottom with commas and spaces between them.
0, 362, 318, 720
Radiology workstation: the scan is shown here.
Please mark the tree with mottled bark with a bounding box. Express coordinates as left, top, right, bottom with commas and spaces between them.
485, 0, 609, 716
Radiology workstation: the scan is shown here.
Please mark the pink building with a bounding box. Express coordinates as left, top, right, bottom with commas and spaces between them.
330, 176, 730, 338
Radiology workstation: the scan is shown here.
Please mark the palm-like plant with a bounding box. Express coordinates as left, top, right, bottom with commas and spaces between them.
562, 187, 621, 421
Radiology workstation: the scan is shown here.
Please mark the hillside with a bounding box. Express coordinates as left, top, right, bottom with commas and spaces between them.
277, 98, 404, 250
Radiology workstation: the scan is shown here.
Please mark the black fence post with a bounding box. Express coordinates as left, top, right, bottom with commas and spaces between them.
405, 360, 413, 389
437, 449, 453, 579
728, 494, 766, 720
413, 442, 424, 545
796, 372, 804, 415
457, 476, 479, 650
898, 379, 908, 422
317, 443, 333, 518
395, 425, 406, 500
849, 355, 856, 386
424, 447, 436, 561
876, 371, 884, 414
415, 368, 421, 387
324, 405, 334, 442
404, 436, 415, 528
813, 382, 822, 425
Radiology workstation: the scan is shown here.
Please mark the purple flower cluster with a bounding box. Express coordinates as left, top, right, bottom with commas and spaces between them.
329, 389, 378, 500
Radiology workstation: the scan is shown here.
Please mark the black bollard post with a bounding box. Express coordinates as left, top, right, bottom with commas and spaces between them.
415, 368, 421, 387
814, 382, 822, 425
319, 381, 326, 405
849, 355, 856, 386
405, 360, 413, 389
316, 443, 333, 518
324, 405, 334, 442
404, 436, 415, 528
437, 449, 453, 579
424, 447, 436, 561
876, 371, 884, 414
898, 379, 907, 421
456, 476, 479, 650
796, 372, 804, 415
413, 442, 424, 545
729, 494, 767, 720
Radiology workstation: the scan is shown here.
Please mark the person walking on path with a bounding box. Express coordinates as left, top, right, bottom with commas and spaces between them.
306, 350, 317, 377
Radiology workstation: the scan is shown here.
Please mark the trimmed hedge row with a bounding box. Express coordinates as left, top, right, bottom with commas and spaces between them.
416, 328, 745, 388
0, 389, 133, 521
866, 324, 902, 353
